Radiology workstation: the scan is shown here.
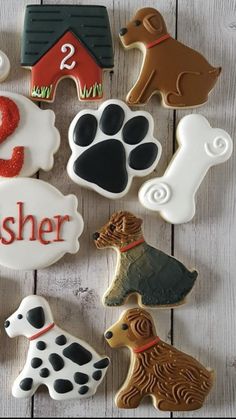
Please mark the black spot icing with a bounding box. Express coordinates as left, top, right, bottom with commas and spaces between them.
31, 357, 42, 369
36, 341, 46, 350
99, 104, 125, 135
73, 114, 97, 147
78, 385, 89, 395
17, 314, 23, 319
39, 368, 50, 378
49, 353, 64, 371
92, 370, 102, 381
54, 379, 73, 394
26, 306, 45, 329
93, 357, 109, 369
73, 140, 128, 193
74, 372, 89, 385
63, 343, 92, 366
122, 116, 149, 145
129, 143, 158, 170
55, 335, 67, 346
20, 378, 33, 391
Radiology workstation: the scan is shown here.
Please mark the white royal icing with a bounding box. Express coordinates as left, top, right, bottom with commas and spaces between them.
0, 50, 10, 82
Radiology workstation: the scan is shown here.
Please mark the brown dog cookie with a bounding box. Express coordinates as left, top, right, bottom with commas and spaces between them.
93, 211, 197, 307
105, 308, 214, 411
119, 7, 221, 108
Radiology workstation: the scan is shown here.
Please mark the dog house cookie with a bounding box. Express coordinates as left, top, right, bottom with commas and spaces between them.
105, 308, 214, 411
120, 7, 221, 108
0, 50, 10, 82
0, 178, 83, 269
67, 99, 162, 199
22, 5, 113, 102
0, 92, 60, 178
139, 114, 233, 223
4, 295, 110, 400
93, 211, 197, 307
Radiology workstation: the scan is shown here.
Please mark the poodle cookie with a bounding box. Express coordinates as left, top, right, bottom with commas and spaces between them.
105, 308, 214, 411
22, 5, 113, 102
0, 92, 60, 178
119, 7, 221, 108
0, 178, 83, 270
67, 99, 161, 199
93, 211, 197, 307
0, 50, 10, 82
139, 114, 233, 224
5, 295, 109, 400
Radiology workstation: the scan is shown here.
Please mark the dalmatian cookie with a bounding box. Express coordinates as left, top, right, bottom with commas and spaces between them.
22, 5, 113, 102
105, 308, 214, 411
139, 114, 233, 224
0, 50, 10, 82
119, 7, 221, 108
4, 295, 109, 400
67, 99, 162, 199
0, 92, 60, 178
0, 178, 83, 270
94, 211, 197, 307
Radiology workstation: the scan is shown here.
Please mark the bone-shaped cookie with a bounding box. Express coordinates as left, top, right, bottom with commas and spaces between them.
139, 114, 233, 224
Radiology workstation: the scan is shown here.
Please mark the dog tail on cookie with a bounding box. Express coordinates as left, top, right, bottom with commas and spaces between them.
209, 66, 221, 77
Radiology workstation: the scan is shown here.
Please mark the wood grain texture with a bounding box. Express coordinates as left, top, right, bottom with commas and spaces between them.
0, 0, 235, 417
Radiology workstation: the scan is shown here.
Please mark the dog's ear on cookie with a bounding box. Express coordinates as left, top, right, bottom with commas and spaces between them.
119, 212, 143, 236
26, 306, 45, 329
143, 11, 166, 34
130, 313, 153, 339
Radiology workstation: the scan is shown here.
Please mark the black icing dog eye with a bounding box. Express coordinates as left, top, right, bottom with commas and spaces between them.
109, 224, 116, 232
134, 20, 141, 26
17, 314, 23, 319
121, 323, 129, 330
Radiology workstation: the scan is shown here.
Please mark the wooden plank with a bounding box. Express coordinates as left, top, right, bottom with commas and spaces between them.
173, 0, 236, 417
0, 1, 39, 417
34, 0, 176, 417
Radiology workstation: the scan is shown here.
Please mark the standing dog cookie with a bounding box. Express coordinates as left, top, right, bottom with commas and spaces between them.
4, 295, 110, 400
119, 7, 221, 108
105, 308, 214, 411
93, 211, 197, 307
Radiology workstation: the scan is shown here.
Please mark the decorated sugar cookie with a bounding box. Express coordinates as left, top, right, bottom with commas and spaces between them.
0, 178, 83, 270
119, 7, 221, 108
93, 211, 197, 307
5, 295, 109, 400
22, 5, 113, 102
139, 114, 233, 224
0, 50, 10, 82
105, 308, 214, 411
0, 92, 60, 178
67, 99, 162, 199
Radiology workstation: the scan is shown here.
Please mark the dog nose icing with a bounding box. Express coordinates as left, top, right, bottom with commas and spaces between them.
4, 320, 10, 328
105, 331, 113, 339
119, 27, 127, 36
93, 232, 100, 240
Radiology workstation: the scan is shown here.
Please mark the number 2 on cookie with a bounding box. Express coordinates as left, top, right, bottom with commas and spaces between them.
60, 43, 76, 70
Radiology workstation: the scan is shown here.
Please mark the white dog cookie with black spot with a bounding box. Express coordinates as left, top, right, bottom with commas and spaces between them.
4, 295, 110, 400
67, 99, 162, 199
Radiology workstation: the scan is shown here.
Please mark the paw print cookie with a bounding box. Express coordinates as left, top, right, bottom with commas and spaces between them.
67, 100, 162, 199
5, 295, 109, 400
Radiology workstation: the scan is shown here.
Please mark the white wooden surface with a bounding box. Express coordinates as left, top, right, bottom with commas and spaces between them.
0, 0, 235, 417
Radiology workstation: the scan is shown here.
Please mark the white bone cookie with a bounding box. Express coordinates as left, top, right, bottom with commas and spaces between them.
139, 114, 233, 224
4, 295, 109, 400
0, 50, 10, 82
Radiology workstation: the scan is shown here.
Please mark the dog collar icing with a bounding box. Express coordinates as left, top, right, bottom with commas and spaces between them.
120, 238, 145, 253
29, 322, 55, 341
133, 337, 160, 353
146, 34, 171, 49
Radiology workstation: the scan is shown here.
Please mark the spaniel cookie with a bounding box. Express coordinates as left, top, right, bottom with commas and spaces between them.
4, 295, 109, 400
93, 211, 197, 307
119, 7, 221, 108
105, 308, 214, 411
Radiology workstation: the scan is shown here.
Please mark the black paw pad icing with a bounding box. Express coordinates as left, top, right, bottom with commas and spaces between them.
68, 100, 162, 198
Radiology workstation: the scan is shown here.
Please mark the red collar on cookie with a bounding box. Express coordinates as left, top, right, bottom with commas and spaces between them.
29, 322, 55, 341
146, 34, 171, 49
133, 337, 160, 353
120, 238, 145, 253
